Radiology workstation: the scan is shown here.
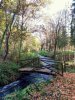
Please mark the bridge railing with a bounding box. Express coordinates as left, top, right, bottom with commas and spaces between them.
53, 61, 66, 76
18, 57, 40, 68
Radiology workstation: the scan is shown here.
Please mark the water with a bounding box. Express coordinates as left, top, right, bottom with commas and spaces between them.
0, 73, 53, 99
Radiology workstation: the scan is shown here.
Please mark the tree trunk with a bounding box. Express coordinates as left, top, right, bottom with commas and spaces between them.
18, 11, 24, 60
0, 24, 9, 51
74, 47, 75, 64
18, 36, 22, 60
41, 44, 43, 50
3, 32, 10, 61
53, 37, 57, 59
49, 43, 51, 52
0, 13, 16, 52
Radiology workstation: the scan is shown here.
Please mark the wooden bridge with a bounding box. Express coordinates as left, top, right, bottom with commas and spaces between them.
19, 67, 56, 76
19, 55, 64, 76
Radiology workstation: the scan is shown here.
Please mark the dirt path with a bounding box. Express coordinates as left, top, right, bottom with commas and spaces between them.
31, 72, 75, 100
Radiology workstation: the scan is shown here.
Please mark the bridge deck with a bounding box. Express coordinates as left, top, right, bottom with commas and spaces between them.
19, 67, 56, 75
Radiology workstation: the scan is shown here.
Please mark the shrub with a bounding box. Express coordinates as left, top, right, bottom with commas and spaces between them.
39, 50, 49, 57
20, 52, 38, 60
55, 51, 75, 61
18, 52, 39, 67
0, 61, 20, 85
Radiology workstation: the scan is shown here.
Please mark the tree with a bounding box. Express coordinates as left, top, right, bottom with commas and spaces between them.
53, 10, 68, 59
71, 0, 75, 46
71, 0, 75, 63
0, 0, 19, 60
0, 0, 49, 60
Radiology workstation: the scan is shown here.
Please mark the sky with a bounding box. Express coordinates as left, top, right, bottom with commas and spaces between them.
32, 0, 72, 26
41, 0, 72, 17
31, 0, 72, 38
0, 0, 72, 15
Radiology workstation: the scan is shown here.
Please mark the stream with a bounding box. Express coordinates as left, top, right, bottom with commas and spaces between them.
0, 56, 55, 100
0, 73, 53, 100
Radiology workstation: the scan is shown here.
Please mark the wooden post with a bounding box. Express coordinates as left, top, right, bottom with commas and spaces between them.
64, 61, 67, 72
32, 58, 34, 67
74, 52, 75, 64
38, 57, 40, 68
61, 62, 64, 76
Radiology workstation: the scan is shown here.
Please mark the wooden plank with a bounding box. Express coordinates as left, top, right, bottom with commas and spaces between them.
19, 68, 33, 72
19, 67, 56, 75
